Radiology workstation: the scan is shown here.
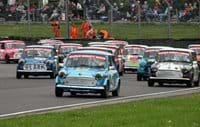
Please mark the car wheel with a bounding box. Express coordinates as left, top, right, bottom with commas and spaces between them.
137, 74, 142, 81
70, 92, 77, 96
148, 80, 154, 87
187, 76, 193, 87
16, 72, 21, 79
5, 55, 10, 64
119, 71, 123, 76
101, 83, 109, 98
24, 74, 29, 79
158, 82, 163, 86
55, 87, 63, 97
194, 76, 199, 87
50, 71, 56, 79
112, 81, 120, 96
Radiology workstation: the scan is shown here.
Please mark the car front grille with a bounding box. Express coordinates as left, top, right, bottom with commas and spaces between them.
156, 70, 183, 78
65, 77, 96, 87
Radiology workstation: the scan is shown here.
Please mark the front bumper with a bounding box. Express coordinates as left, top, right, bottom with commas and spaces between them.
149, 77, 190, 83
56, 84, 105, 93
17, 70, 53, 76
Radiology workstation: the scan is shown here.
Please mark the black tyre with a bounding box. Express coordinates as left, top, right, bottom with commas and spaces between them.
194, 76, 199, 87
137, 74, 142, 81
148, 80, 154, 87
112, 81, 120, 96
70, 92, 77, 96
16, 72, 21, 79
24, 74, 29, 79
55, 87, 63, 97
5, 55, 10, 64
50, 71, 56, 79
101, 84, 109, 98
158, 82, 163, 86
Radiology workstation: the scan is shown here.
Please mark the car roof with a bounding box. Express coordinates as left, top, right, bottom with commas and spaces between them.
60, 43, 82, 46
125, 44, 148, 48
37, 39, 64, 44
188, 44, 200, 48
90, 44, 119, 49
105, 40, 129, 45
159, 48, 194, 53
25, 45, 55, 49
70, 50, 113, 56
78, 47, 114, 53
145, 46, 173, 50
0, 40, 25, 43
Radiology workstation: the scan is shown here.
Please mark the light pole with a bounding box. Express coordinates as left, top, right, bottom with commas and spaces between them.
137, 0, 141, 39
27, 0, 31, 37
165, 0, 171, 39
65, 0, 69, 38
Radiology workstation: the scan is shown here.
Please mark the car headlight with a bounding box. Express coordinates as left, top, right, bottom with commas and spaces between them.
58, 71, 68, 78
182, 67, 192, 74
95, 73, 103, 80
151, 67, 158, 72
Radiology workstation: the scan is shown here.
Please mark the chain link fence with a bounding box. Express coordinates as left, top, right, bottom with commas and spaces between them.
0, 0, 199, 39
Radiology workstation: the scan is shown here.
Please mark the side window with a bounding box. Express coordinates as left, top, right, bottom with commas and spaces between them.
0, 43, 5, 49
192, 52, 197, 61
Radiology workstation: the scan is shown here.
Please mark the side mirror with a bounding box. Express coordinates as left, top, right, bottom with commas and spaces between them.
193, 61, 197, 64
109, 66, 115, 70
54, 56, 58, 59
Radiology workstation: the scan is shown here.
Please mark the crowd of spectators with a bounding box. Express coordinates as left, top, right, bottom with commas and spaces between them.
0, 0, 199, 22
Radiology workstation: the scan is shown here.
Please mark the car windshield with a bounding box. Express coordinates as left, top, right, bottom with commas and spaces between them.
144, 50, 158, 59
158, 51, 191, 63
60, 47, 77, 54
6, 43, 25, 49
125, 47, 145, 55
190, 48, 200, 55
66, 54, 106, 69
24, 48, 52, 58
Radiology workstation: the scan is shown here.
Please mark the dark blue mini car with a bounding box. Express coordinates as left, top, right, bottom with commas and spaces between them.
16, 45, 58, 79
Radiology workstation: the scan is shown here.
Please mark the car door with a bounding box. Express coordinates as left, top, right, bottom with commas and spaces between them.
108, 56, 118, 91
192, 52, 199, 81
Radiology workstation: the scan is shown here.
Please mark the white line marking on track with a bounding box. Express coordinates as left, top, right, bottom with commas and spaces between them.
0, 87, 200, 118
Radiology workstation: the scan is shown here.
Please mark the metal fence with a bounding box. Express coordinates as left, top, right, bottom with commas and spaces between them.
0, 0, 199, 39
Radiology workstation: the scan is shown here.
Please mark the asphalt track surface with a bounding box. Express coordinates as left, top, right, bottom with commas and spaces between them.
0, 63, 197, 116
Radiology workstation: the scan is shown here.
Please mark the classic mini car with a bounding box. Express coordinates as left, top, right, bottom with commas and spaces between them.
58, 43, 82, 67
0, 40, 25, 63
38, 39, 64, 52
137, 46, 173, 81
148, 48, 199, 87
55, 50, 120, 98
16, 45, 58, 79
90, 44, 124, 76
124, 44, 148, 72
188, 44, 200, 66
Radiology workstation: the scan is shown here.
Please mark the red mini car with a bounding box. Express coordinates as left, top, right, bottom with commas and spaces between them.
0, 40, 25, 63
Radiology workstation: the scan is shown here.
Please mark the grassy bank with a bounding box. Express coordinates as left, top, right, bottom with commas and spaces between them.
0, 93, 200, 127
0, 22, 199, 39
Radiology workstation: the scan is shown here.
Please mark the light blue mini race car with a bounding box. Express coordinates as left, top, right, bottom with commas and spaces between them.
55, 50, 121, 98
16, 45, 58, 79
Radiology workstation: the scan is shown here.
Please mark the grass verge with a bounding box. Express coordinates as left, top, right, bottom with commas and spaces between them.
0, 93, 200, 127
0, 22, 199, 39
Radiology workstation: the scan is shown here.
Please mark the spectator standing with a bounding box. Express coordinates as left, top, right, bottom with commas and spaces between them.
70, 24, 78, 39
51, 17, 61, 37
81, 19, 90, 38
86, 25, 95, 39
16, 2, 26, 21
